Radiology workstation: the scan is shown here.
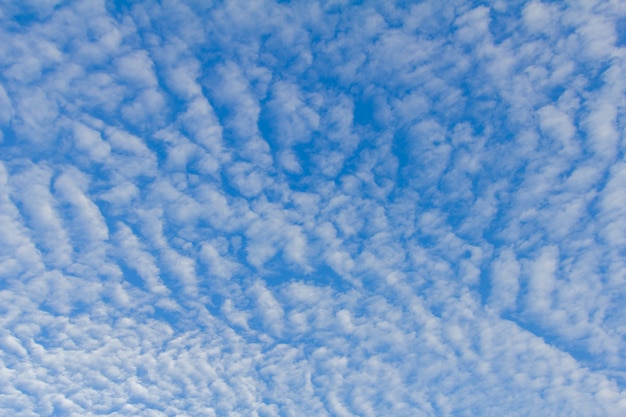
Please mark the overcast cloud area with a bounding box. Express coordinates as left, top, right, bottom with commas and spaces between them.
1, 0, 625, 415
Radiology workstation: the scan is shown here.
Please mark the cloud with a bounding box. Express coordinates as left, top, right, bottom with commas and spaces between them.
489, 248, 520, 313
1, 0, 626, 416
522, 1, 556, 34
114, 50, 158, 88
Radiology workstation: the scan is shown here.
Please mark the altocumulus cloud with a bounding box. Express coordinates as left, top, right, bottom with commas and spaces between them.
1, 0, 626, 416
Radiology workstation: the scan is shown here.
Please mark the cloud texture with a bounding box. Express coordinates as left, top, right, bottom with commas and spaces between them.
1, 0, 626, 415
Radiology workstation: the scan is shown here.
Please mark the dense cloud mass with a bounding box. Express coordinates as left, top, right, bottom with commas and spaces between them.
1, 0, 626, 415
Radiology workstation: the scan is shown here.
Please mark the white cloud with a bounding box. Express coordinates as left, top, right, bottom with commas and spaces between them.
114, 50, 158, 88
525, 246, 558, 315
0, 163, 46, 278
538, 105, 578, 157
523, 1, 554, 34
121, 87, 168, 129
2, 0, 626, 415
599, 162, 626, 247
200, 240, 241, 280
266, 80, 320, 146
72, 122, 111, 163
8, 163, 73, 269
12, 87, 60, 145
584, 100, 620, 160
489, 248, 520, 313
113, 222, 169, 295
53, 168, 109, 243
178, 96, 226, 159
455, 5, 491, 44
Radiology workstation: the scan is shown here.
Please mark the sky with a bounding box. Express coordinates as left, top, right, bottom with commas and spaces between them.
0, 0, 625, 416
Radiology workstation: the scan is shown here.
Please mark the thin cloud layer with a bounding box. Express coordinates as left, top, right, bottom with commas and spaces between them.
1, 0, 626, 416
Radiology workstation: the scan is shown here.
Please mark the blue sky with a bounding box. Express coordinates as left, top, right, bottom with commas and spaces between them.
1, 0, 626, 415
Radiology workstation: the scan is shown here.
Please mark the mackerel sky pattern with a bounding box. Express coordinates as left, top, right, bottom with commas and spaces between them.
1, 1, 626, 416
